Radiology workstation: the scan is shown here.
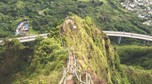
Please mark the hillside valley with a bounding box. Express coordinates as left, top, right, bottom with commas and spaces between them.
0, 0, 152, 84
0, 0, 152, 38
0, 14, 152, 84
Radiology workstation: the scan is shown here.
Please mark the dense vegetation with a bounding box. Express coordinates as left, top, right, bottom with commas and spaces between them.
0, 36, 67, 83
0, 0, 152, 84
0, 0, 152, 38
117, 45, 152, 69
116, 45, 152, 84
0, 39, 33, 84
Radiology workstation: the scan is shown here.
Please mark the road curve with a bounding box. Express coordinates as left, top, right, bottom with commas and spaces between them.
103, 31, 152, 41
0, 31, 152, 44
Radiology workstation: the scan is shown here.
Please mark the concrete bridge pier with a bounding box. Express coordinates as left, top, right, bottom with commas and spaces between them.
145, 40, 151, 47
117, 37, 122, 44
143, 40, 147, 45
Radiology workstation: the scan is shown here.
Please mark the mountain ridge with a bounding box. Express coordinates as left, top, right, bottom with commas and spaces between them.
7, 15, 129, 84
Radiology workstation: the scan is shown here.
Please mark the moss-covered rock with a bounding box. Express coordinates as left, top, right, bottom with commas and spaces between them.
58, 15, 128, 83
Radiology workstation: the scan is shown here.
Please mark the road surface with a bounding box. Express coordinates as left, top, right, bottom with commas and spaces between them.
0, 31, 152, 44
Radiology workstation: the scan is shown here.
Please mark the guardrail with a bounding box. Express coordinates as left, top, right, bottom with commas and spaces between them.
103, 31, 152, 41
0, 31, 152, 44
0, 34, 48, 44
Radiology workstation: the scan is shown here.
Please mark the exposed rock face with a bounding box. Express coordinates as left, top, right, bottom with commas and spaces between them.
120, 0, 152, 25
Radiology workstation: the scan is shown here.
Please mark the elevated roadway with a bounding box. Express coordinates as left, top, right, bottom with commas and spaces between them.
0, 34, 48, 44
103, 31, 152, 41
0, 31, 152, 44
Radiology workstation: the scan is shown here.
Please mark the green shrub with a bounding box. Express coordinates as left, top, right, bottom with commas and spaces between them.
117, 45, 152, 69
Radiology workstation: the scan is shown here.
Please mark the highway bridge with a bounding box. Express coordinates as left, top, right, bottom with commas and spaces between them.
0, 31, 152, 44
103, 31, 152, 44
0, 34, 48, 44
104, 31, 152, 41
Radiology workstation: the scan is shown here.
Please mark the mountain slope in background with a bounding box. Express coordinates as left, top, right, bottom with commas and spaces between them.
120, 0, 152, 26
0, 0, 152, 38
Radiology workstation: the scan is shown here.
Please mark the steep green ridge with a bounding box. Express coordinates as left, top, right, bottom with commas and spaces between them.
0, 15, 129, 84
0, 0, 151, 38
59, 15, 128, 83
